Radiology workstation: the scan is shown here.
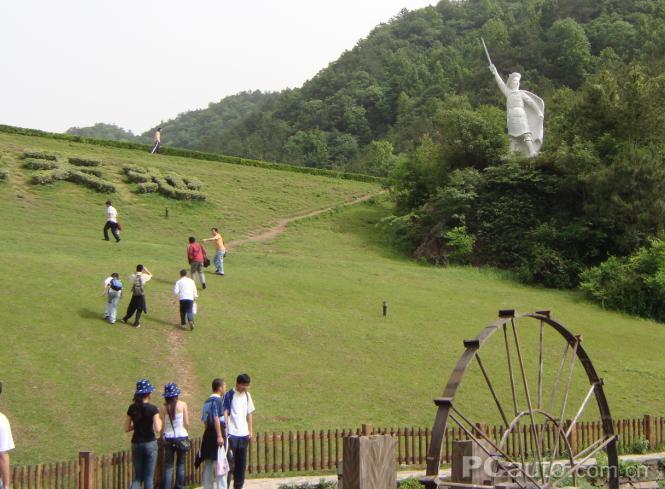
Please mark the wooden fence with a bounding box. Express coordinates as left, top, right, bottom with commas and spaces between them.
9, 415, 665, 489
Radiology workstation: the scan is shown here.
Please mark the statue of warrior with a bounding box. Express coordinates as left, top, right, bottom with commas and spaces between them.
483, 39, 545, 157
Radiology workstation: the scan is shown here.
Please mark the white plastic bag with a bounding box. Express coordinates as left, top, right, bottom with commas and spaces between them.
217, 445, 229, 476
193, 302, 198, 315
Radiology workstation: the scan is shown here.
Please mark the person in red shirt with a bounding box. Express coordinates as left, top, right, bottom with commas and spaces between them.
187, 237, 207, 289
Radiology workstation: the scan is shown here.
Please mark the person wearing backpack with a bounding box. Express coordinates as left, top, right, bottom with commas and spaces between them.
200, 378, 227, 489
223, 374, 254, 489
121, 264, 152, 328
103, 272, 123, 324
160, 383, 190, 489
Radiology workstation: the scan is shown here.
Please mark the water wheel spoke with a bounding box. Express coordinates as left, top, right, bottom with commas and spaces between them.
475, 353, 510, 427
538, 320, 544, 410
503, 324, 519, 416
449, 409, 539, 489
552, 436, 617, 487
510, 319, 545, 484
546, 343, 570, 414
565, 383, 598, 438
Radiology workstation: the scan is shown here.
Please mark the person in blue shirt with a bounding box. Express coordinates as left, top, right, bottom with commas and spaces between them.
200, 378, 226, 489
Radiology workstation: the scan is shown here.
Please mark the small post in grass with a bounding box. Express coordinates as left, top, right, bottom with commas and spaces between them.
165, 208, 169, 218
382, 301, 388, 318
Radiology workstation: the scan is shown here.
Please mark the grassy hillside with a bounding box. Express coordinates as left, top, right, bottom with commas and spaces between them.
0, 133, 663, 465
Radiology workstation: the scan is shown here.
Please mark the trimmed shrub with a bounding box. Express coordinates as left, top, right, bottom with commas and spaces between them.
183, 177, 202, 190
137, 182, 158, 193
0, 168, 7, 181
122, 164, 147, 175
68, 157, 101, 167
30, 169, 70, 185
22, 159, 60, 170
125, 170, 151, 183
66, 170, 116, 193
78, 167, 103, 177
21, 151, 57, 161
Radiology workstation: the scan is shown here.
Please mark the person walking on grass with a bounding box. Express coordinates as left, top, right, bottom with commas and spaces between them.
203, 228, 226, 276
161, 383, 190, 489
103, 200, 121, 242
187, 237, 207, 289
125, 379, 162, 489
103, 272, 123, 324
223, 374, 254, 489
200, 379, 227, 489
173, 269, 197, 330
0, 383, 15, 489
150, 128, 161, 154
122, 265, 153, 328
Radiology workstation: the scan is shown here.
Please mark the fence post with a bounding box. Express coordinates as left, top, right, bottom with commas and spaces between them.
78, 452, 95, 489
644, 415, 654, 449
361, 424, 374, 436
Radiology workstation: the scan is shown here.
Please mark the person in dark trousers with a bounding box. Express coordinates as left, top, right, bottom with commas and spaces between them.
150, 128, 161, 154
223, 374, 255, 489
124, 379, 162, 489
161, 383, 190, 489
121, 265, 152, 328
103, 200, 121, 242
173, 269, 198, 330
200, 378, 226, 489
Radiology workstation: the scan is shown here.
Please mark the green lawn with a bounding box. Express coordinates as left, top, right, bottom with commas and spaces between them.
0, 133, 663, 465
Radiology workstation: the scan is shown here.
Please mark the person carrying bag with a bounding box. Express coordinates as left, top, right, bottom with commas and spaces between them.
160, 384, 190, 489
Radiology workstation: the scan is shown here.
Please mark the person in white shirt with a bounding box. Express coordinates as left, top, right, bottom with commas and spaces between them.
103, 200, 121, 242
173, 269, 198, 331
0, 383, 15, 489
223, 374, 255, 489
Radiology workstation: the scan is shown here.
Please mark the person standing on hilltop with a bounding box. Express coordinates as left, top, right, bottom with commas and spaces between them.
121, 264, 153, 328
187, 237, 207, 289
173, 269, 198, 330
150, 127, 161, 154
203, 227, 226, 276
0, 383, 15, 489
103, 200, 121, 242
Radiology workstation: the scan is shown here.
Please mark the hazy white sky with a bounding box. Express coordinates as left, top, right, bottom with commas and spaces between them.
1, 1, 434, 134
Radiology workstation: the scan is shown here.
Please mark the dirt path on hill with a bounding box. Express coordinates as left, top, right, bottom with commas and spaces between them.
165, 190, 383, 394
226, 191, 384, 249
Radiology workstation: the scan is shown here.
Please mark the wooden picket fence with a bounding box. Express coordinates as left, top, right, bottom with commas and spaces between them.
9, 415, 665, 489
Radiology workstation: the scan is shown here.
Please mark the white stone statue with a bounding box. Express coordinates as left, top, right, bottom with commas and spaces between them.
483, 39, 545, 157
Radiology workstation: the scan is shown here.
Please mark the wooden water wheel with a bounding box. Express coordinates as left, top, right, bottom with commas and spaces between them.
421, 310, 619, 489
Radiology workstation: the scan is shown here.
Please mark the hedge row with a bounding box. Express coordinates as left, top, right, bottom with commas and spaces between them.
21, 151, 58, 161
77, 167, 103, 178
137, 182, 159, 193
68, 157, 101, 167
22, 159, 60, 170
30, 169, 70, 185
1, 124, 384, 184
67, 170, 116, 193
152, 175, 206, 201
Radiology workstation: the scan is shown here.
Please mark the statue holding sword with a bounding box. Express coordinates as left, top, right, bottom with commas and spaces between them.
482, 37, 545, 157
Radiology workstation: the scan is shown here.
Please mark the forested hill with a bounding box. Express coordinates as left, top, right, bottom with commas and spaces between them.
72, 1, 665, 175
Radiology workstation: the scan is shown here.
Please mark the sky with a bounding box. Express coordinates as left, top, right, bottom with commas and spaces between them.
0, 0, 435, 135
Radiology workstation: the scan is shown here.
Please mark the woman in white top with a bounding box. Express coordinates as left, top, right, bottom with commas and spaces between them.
161, 383, 190, 489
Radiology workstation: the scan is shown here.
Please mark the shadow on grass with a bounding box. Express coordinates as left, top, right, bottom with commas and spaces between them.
78, 308, 104, 320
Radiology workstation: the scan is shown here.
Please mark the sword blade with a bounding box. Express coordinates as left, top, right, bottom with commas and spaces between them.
481, 37, 492, 66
